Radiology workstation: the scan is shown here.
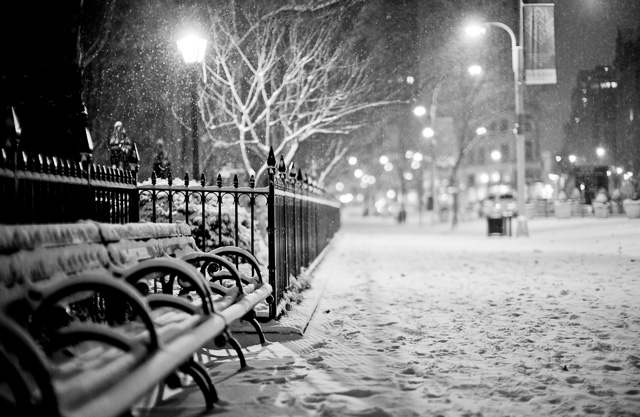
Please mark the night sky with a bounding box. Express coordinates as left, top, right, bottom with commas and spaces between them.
539, 0, 640, 156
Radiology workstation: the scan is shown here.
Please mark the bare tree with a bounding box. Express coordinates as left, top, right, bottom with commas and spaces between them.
201, 0, 406, 182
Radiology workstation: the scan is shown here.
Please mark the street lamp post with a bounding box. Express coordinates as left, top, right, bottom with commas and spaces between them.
466, 20, 529, 237
177, 34, 207, 179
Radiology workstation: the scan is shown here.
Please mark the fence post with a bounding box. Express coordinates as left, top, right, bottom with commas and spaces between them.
266, 147, 277, 320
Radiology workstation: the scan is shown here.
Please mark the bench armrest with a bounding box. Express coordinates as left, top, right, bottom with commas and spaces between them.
119, 258, 215, 315
28, 272, 159, 350
179, 253, 245, 295
209, 246, 265, 284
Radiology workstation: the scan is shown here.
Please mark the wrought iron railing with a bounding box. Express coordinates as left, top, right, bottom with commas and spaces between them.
137, 148, 340, 320
1, 145, 341, 320
0, 147, 139, 224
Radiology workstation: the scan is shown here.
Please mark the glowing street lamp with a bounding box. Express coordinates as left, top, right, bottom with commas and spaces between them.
568, 154, 577, 164
491, 150, 501, 162
178, 33, 207, 179
422, 127, 434, 138
476, 126, 487, 136
596, 147, 605, 158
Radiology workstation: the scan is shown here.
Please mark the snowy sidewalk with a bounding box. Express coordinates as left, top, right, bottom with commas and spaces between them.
146, 215, 640, 417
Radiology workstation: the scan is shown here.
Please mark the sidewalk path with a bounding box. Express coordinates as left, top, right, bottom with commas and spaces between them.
146, 216, 640, 417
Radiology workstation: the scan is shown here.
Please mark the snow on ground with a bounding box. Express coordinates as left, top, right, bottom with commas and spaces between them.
145, 214, 640, 417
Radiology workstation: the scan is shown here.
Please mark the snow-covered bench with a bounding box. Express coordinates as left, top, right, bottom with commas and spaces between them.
0, 221, 272, 416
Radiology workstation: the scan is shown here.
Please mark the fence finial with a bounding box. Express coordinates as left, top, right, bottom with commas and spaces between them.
151, 170, 157, 185
267, 146, 276, 169
200, 172, 206, 187
249, 174, 255, 188
278, 155, 287, 178
184, 172, 190, 187
289, 163, 296, 184
217, 173, 222, 187
233, 174, 239, 188
167, 170, 173, 186
296, 169, 303, 183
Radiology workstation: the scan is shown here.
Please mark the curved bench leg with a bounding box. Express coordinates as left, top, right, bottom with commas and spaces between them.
224, 330, 247, 368
242, 313, 268, 345
179, 360, 217, 409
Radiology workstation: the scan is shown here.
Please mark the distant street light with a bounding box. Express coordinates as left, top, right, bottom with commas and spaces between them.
422, 127, 434, 138
467, 64, 483, 77
466, 19, 529, 237
476, 126, 487, 136
348, 156, 358, 165
177, 34, 207, 179
596, 147, 605, 158
491, 150, 502, 162
568, 154, 577, 163
413, 106, 427, 117
379, 155, 389, 165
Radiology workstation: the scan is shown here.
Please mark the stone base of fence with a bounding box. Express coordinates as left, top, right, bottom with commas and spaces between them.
230, 236, 336, 344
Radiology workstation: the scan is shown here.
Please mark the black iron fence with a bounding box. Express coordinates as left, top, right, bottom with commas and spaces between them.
135, 148, 340, 320
0, 147, 139, 224
1, 145, 341, 320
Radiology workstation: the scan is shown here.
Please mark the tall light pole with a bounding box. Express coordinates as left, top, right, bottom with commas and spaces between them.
466, 18, 529, 237
177, 34, 207, 179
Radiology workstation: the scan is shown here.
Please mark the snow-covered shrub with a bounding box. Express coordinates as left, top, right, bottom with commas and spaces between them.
138, 177, 268, 264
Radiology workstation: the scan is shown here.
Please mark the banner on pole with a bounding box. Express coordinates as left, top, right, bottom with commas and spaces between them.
523, 3, 557, 85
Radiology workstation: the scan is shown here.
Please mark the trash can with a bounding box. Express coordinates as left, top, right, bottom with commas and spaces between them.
487, 213, 512, 236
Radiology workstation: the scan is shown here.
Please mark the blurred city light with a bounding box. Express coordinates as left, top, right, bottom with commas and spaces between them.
568, 154, 577, 163
422, 127, 434, 138
413, 152, 423, 162
354, 169, 363, 178
403, 172, 414, 181
467, 65, 483, 76
411, 160, 421, 170
339, 193, 353, 203
413, 106, 427, 116
379, 155, 389, 165
476, 126, 487, 136
348, 156, 358, 165
405, 150, 414, 159
555, 156, 562, 162
384, 163, 393, 172
490, 150, 501, 161
596, 147, 605, 157
335, 182, 344, 191
387, 189, 396, 199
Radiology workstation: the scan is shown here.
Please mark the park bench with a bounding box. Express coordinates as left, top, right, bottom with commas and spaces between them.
0, 221, 272, 417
